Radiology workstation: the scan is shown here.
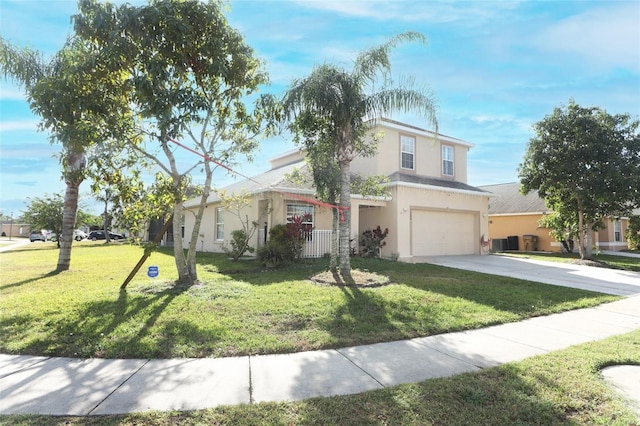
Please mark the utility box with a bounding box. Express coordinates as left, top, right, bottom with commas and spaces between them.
492, 238, 508, 252
507, 235, 519, 251
523, 234, 538, 251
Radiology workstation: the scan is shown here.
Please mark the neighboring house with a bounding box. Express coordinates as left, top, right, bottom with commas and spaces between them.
0, 222, 30, 238
183, 118, 491, 260
479, 182, 637, 252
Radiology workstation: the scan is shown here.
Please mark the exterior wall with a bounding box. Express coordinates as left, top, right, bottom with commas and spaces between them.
350, 124, 470, 184
596, 218, 629, 251
183, 192, 336, 255
356, 200, 395, 256
0, 223, 30, 238
487, 214, 632, 253
487, 213, 556, 252
373, 185, 489, 259
268, 150, 305, 169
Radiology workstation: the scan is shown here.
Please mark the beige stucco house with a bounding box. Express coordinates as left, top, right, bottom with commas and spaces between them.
479, 182, 637, 252
183, 118, 491, 260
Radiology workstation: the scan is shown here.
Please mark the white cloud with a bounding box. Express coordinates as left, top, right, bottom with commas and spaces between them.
0, 120, 39, 132
533, 2, 640, 72
0, 86, 27, 101
294, 0, 524, 24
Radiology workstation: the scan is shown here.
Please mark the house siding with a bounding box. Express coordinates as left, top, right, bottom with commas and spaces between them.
183, 118, 487, 259
487, 213, 555, 252
350, 122, 470, 184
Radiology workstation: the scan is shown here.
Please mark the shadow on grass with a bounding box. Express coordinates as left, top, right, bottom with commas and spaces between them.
217, 254, 613, 317
318, 285, 401, 345
1, 284, 224, 359
278, 364, 578, 425
0, 270, 62, 291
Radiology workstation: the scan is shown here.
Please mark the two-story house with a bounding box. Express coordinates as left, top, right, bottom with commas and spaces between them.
182, 118, 491, 260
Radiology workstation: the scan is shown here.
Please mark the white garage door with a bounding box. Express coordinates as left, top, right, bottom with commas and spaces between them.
411, 210, 477, 256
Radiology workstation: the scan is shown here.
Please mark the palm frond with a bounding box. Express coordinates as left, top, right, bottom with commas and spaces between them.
364, 86, 438, 133
352, 31, 426, 84
0, 36, 49, 89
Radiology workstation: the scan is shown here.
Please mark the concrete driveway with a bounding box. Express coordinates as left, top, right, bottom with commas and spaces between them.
413, 254, 640, 297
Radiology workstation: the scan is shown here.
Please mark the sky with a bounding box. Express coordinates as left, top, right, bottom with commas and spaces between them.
1, 0, 639, 217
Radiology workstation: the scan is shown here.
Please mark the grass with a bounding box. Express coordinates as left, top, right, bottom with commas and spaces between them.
3, 330, 639, 425
0, 242, 619, 359
499, 251, 640, 272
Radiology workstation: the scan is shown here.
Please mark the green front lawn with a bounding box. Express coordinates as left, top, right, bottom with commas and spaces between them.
0, 243, 618, 359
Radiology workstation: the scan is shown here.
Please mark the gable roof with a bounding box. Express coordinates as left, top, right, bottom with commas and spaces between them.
389, 172, 490, 197
184, 160, 313, 208
478, 182, 549, 214
376, 118, 475, 148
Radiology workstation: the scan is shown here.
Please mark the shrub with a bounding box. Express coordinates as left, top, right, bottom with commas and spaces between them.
359, 226, 389, 257
257, 239, 288, 267
257, 224, 299, 266
626, 215, 640, 250
224, 229, 255, 260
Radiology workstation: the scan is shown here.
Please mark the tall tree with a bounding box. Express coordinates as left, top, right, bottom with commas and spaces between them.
519, 100, 640, 260
282, 32, 438, 279
0, 37, 130, 271
288, 112, 341, 270
74, 0, 278, 285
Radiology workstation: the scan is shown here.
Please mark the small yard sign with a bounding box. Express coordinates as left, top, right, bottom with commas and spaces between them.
147, 266, 159, 278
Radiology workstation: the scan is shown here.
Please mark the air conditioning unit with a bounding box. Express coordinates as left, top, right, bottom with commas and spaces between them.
492, 238, 508, 251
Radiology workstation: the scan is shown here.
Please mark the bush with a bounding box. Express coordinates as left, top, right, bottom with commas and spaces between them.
626, 215, 640, 250
359, 226, 389, 257
257, 224, 300, 266
224, 229, 255, 260
257, 240, 288, 267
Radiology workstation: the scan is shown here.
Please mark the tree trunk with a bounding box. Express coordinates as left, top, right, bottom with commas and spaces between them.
184, 161, 214, 284
330, 208, 339, 272
103, 198, 111, 243
584, 222, 594, 259
57, 180, 80, 272
172, 200, 194, 284
577, 209, 593, 260
338, 160, 352, 281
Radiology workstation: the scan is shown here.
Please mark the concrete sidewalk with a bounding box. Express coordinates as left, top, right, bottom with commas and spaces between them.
1, 296, 638, 416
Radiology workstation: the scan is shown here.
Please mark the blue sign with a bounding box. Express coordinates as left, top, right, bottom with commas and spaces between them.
147, 266, 159, 278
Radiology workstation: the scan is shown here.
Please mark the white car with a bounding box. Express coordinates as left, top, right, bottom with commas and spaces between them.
73, 230, 87, 241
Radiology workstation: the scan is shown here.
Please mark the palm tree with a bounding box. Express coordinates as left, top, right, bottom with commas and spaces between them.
1, 37, 128, 271
283, 32, 438, 280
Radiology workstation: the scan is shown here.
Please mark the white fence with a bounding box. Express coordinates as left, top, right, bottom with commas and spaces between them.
257, 229, 334, 258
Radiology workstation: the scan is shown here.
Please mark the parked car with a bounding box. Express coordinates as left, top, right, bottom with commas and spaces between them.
88, 230, 125, 241
50, 230, 87, 242
29, 231, 47, 242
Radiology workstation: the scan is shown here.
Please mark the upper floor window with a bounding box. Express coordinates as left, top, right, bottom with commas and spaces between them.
442, 145, 454, 176
215, 207, 224, 240
400, 135, 415, 170
614, 220, 622, 242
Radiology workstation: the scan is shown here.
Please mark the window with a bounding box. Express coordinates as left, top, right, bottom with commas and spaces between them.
215, 207, 224, 240
614, 220, 622, 242
442, 145, 454, 176
180, 215, 185, 238
400, 135, 415, 170
287, 204, 314, 241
